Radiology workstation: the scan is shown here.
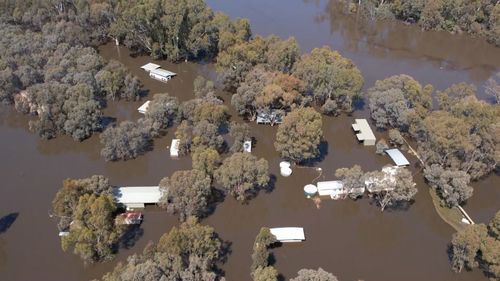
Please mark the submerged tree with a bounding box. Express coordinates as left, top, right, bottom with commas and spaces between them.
101, 217, 225, 281
215, 153, 269, 201
335, 165, 365, 199
371, 168, 418, 211
424, 164, 473, 208
275, 107, 323, 163
290, 268, 339, 281
293, 46, 363, 114
251, 227, 277, 280
159, 170, 212, 221
192, 148, 222, 179
100, 121, 152, 161
229, 122, 251, 153
61, 193, 122, 263
143, 93, 179, 136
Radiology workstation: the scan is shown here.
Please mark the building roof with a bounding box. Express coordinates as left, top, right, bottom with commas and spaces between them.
150, 68, 176, 77
170, 139, 180, 157
270, 227, 305, 242
140, 63, 161, 72
256, 110, 283, 124
352, 119, 376, 141
138, 100, 151, 114
113, 186, 163, 205
317, 180, 345, 197
385, 149, 410, 166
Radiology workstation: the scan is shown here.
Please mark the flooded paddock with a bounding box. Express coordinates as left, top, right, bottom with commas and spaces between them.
0, 1, 498, 281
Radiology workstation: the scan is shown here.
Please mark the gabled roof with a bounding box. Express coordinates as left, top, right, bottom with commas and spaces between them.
385, 149, 410, 166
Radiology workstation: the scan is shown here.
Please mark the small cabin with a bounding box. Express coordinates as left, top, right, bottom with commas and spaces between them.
149, 68, 176, 83
138, 100, 151, 114
270, 227, 305, 242
316, 180, 347, 199
352, 119, 376, 146
170, 139, 180, 157
140, 63, 161, 72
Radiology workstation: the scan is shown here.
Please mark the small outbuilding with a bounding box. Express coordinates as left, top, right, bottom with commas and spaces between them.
352, 119, 376, 146
140, 63, 161, 72
270, 227, 305, 242
149, 68, 176, 82
256, 110, 283, 125
317, 180, 346, 199
170, 139, 180, 157
138, 100, 151, 114
116, 212, 143, 225
113, 186, 163, 210
364, 166, 399, 193
385, 148, 410, 167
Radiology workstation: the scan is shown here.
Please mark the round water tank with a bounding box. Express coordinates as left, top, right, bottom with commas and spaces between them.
304, 184, 318, 198
279, 161, 291, 168
280, 166, 292, 177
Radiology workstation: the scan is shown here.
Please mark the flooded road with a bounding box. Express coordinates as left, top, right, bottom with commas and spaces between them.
0, 1, 498, 281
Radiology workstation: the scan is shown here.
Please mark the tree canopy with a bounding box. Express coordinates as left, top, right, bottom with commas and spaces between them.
215, 153, 270, 201
275, 107, 323, 163
290, 268, 339, 281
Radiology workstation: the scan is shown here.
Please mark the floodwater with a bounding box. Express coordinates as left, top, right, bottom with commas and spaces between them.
0, 1, 498, 281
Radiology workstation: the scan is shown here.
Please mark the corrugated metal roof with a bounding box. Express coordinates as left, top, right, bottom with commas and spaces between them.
150, 68, 176, 77
140, 63, 161, 72
385, 149, 410, 166
352, 119, 376, 142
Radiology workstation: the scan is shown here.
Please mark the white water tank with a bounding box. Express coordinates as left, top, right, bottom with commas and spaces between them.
280, 161, 292, 177
304, 184, 318, 198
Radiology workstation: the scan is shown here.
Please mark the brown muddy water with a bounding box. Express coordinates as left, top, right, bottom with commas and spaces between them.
0, 1, 499, 281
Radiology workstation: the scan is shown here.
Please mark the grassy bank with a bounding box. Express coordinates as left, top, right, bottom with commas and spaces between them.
428, 188, 467, 232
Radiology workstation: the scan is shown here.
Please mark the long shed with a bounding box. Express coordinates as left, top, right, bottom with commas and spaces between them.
270, 227, 305, 242
113, 186, 163, 209
352, 119, 376, 146
385, 148, 410, 166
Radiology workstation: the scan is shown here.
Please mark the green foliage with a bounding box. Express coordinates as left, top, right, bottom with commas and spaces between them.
424, 164, 472, 208
275, 107, 323, 163
368, 74, 432, 131
159, 170, 212, 221
62, 194, 122, 263
143, 93, 179, 136
215, 153, 270, 201
335, 165, 365, 199
372, 168, 418, 211
253, 266, 278, 281
193, 76, 216, 99
251, 227, 277, 278
192, 148, 222, 179
229, 122, 251, 153
293, 46, 363, 114
290, 268, 339, 281
101, 217, 225, 281
100, 121, 152, 161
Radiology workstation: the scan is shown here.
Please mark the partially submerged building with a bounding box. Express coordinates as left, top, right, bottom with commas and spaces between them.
364, 166, 399, 193
352, 119, 376, 146
170, 139, 180, 157
113, 186, 163, 210
243, 140, 252, 153
270, 227, 305, 242
141, 63, 176, 83
385, 148, 410, 167
256, 110, 283, 125
138, 100, 150, 114
317, 180, 347, 199
116, 212, 143, 225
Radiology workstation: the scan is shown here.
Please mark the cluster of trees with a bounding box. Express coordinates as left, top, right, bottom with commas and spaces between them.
368, 75, 499, 208
275, 107, 324, 163
449, 210, 499, 279
51, 175, 124, 263
0, 20, 142, 141
336, 165, 418, 211
100, 217, 227, 281
100, 93, 179, 161
251, 228, 278, 281
349, 0, 500, 46
219, 37, 364, 118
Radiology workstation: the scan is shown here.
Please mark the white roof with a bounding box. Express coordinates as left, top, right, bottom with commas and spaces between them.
270, 227, 305, 242
138, 100, 151, 114
385, 149, 410, 166
113, 186, 162, 204
352, 119, 376, 141
150, 68, 176, 77
141, 63, 161, 72
170, 139, 180, 157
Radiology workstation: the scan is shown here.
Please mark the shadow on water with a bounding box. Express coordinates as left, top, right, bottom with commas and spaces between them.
118, 225, 144, 250
0, 213, 19, 234
300, 140, 329, 166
